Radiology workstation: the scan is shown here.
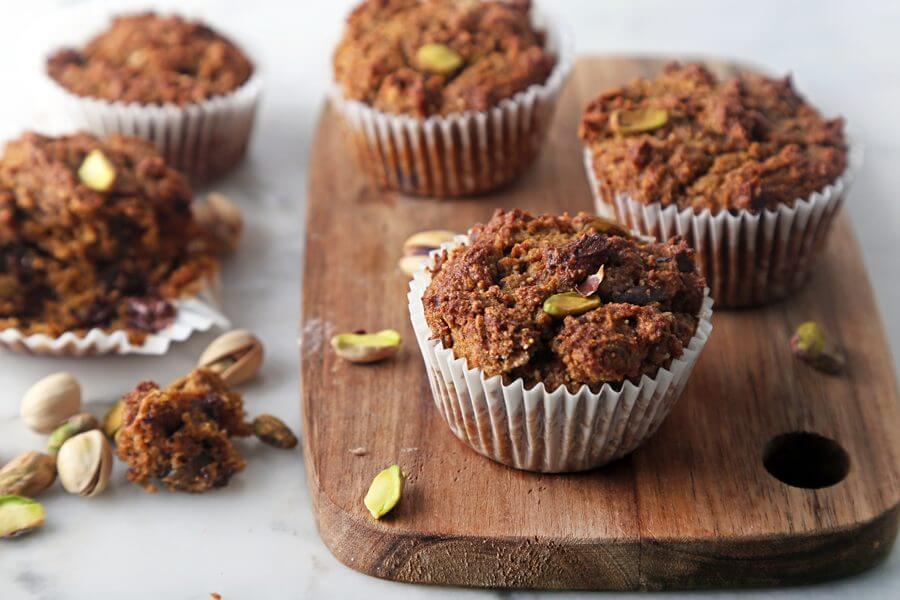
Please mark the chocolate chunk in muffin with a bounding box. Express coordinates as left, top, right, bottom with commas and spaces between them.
333, 0, 556, 117
579, 62, 847, 213
47, 12, 253, 106
422, 209, 706, 392
0, 132, 218, 342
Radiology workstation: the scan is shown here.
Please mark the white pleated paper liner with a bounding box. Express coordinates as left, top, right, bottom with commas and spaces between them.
408, 236, 714, 473
0, 277, 229, 357
36, 9, 262, 181
331, 5, 573, 197
583, 140, 863, 308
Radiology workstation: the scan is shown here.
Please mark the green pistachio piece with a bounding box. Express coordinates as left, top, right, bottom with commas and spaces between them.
610, 107, 669, 135
790, 321, 845, 374
331, 330, 401, 364
364, 465, 404, 520
252, 414, 298, 449
102, 400, 125, 441
416, 43, 463, 75
78, 149, 116, 192
0, 495, 45, 539
543, 292, 601, 318
47, 413, 100, 454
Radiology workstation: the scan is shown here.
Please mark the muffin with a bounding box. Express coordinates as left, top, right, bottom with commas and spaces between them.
44, 12, 261, 180
408, 209, 713, 472
0, 132, 223, 355
580, 62, 858, 307
332, 0, 572, 197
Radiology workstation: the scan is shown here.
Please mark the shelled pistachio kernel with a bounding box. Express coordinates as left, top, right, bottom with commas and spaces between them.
790, 321, 845, 374
47, 413, 100, 454
331, 330, 401, 364
57, 430, 113, 497
78, 149, 116, 192
20, 372, 82, 433
543, 292, 601, 318
364, 465, 404, 519
399, 230, 457, 276
416, 43, 463, 75
103, 400, 125, 440
198, 329, 264, 386
610, 107, 668, 135
252, 415, 298, 449
0, 452, 57, 497
0, 495, 45, 539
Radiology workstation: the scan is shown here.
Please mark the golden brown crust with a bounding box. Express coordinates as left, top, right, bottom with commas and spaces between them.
116, 369, 250, 493
0, 132, 218, 343
47, 12, 253, 106
333, 0, 555, 117
422, 209, 705, 392
579, 62, 847, 213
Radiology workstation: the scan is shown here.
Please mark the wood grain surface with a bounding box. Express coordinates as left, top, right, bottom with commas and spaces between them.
301, 56, 900, 590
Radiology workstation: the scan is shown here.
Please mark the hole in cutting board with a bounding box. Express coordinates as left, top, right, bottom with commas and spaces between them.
763, 432, 850, 489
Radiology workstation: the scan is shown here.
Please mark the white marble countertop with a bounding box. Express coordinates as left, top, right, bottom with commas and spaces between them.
0, 0, 897, 598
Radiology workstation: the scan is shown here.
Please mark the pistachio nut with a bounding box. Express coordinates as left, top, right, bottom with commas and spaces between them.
47, 413, 100, 454
20, 372, 82, 433
364, 465, 404, 519
331, 329, 401, 364
587, 217, 630, 237
543, 292, 601, 318
399, 230, 457, 277
78, 149, 116, 192
57, 430, 113, 497
198, 329, 264, 386
193, 192, 243, 253
416, 43, 463, 75
103, 400, 125, 441
610, 107, 669, 136
0, 452, 57, 497
252, 414, 298, 449
790, 321, 845, 375
0, 495, 45, 539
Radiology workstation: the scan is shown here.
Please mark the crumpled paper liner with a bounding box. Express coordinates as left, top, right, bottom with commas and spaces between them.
0, 277, 229, 356
582, 141, 863, 307
331, 7, 573, 197
408, 236, 714, 473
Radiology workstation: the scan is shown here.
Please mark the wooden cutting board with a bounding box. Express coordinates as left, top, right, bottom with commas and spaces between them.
301, 56, 900, 590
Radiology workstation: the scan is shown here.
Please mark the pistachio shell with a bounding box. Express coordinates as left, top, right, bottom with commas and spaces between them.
364, 465, 404, 519
416, 43, 463, 75
57, 430, 113, 497
575, 265, 605, 297
0, 452, 57, 497
20, 372, 82, 433
252, 414, 299, 449
402, 230, 457, 256
78, 149, 116, 191
0, 495, 45, 539
331, 330, 401, 364
398, 255, 429, 277
543, 292, 602, 317
610, 107, 669, 135
198, 330, 264, 386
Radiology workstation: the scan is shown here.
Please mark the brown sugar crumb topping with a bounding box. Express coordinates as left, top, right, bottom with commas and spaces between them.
116, 369, 251, 493
333, 0, 556, 117
0, 132, 218, 343
47, 12, 253, 106
422, 209, 706, 392
580, 62, 848, 214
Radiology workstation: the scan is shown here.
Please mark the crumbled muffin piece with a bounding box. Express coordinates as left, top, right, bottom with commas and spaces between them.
422, 209, 705, 392
0, 132, 218, 342
47, 12, 253, 106
116, 369, 251, 493
333, 0, 556, 117
579, 62, 847, 213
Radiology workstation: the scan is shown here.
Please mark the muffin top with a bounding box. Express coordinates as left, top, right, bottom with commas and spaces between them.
422, 209, 706, 392
333, 0, 556, 117
47, 13, 253, 106
0, 132, 218, 342
580, 63, 847, 214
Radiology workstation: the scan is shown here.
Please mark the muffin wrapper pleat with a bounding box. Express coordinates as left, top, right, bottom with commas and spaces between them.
42, 73, 262, 181
0, 276, 229, 357
407, 236, 714, 473
582, 142, 863, 307
330, 8, 573, 197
